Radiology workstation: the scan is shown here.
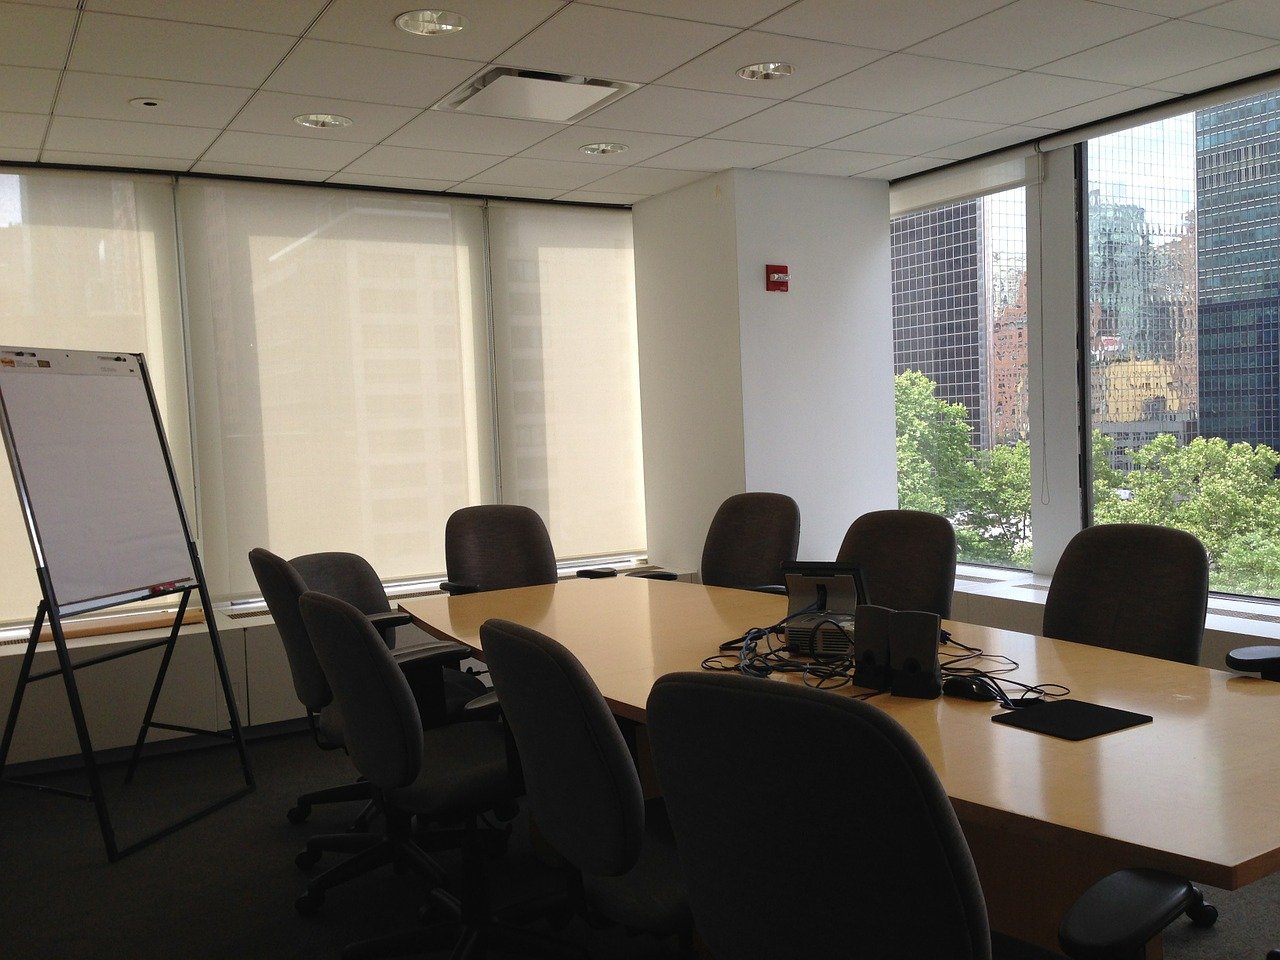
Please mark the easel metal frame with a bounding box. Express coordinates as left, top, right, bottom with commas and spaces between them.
0, 350, 254, 862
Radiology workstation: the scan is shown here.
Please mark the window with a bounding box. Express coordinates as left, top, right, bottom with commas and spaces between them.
1086, 92, 1280, 599
891, 188, 1031, 568
0, 169, 187, 624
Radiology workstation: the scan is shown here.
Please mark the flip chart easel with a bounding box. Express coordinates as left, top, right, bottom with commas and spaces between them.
0, 346, 253, 861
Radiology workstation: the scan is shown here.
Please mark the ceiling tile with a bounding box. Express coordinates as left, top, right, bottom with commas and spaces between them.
1103, 0, 1226, 14
920, 73, 1126, 125
0, 2, 76, 68
825, 114, 1004, 154
518, 125, 690, 164
934, 123, 1056, 159
0, 66, 60, 114
202, 130, 372, 170
191, 160, 331, 181
585, 166, 708, 194
798, 53, 1014, 113
307, 0, 565, 62
386, 110, 561, 155
39, 148, 191, 169
658, 31, 886, 100
464, 156, 611, 189
1040, 20, 1276, 86
759, 147, 908, 176
860, 155, 953, 180
498, 5, 737, 84
710, 101, 899, 146
587, 0, 788, 26
758, 0, 1011, 52
231, 92, 420, 143
265, 40, 484, 109
584, 85, 773, 137
1151, 43, 1280, 94
0, 112, 49, 149
45, 115, 219, 158
326, 172, 458, 192
1190, 0, 1280, 40
557, 189, 649, 204
641, 138, 800, 171
1030, 86, 1177, 130
342, 144, 502, 181
55, 73, 253, 128
84, 0, 328, 34
0, 148, 40, 162
449, 183, 564, 200
907, 0, 1164, 70
69, 13, 297, 86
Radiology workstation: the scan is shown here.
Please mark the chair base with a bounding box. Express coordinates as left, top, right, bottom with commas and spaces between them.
288, 778, 374, 824
296, 828, 447, 915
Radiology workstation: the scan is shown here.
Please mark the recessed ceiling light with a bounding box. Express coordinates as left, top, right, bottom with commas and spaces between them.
129, 97, 163, 109
294, 113, 353, 129
395, 9, 468, 36
737, 62, 795, 81
580, 142, 628, 156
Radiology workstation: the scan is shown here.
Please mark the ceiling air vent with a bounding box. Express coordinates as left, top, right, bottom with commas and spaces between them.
432, 68, 637, 124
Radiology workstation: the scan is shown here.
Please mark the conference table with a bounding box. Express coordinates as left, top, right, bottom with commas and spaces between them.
400, 576, 1280, 956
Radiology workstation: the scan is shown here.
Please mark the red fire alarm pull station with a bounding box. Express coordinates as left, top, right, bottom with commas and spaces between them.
766, 264, 790, 292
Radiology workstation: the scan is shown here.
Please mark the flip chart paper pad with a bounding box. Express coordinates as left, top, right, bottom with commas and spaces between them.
0, 349, 195, 615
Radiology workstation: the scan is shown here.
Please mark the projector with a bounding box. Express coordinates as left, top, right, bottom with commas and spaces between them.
784, 613, 855, 657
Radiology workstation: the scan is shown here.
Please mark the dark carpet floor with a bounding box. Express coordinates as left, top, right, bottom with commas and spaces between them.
0, 730, 1276, 959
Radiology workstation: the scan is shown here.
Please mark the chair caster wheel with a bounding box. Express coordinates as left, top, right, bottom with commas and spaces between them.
1187, 901, 1218, 927
295, 889, 324, 915
287, 804, 310, 824
295, 848, 322, 871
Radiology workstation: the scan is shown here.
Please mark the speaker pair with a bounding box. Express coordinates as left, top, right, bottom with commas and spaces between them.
853, 605, 942, 699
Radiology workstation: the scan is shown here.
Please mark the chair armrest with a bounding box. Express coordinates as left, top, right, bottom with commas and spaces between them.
1058, 868, 1210, 960
575, 568, 618, 579
462, 689, 501, 719
394, 642, 468, 669
440, 581, 479, 596
367, 610, 412, 634
750, 584, 787, 595
627, 570, 679, 581
1226, 644, 1280, 681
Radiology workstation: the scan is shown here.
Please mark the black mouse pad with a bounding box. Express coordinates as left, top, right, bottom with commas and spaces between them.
991, 699, 1152, 741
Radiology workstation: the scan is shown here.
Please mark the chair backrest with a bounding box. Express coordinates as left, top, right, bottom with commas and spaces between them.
1043, 523, 1208, 665
298, 591, 423, 791
699, 492, 800, 590
290, 551, 391, 617
836, 509, 958, 617
480, 618, 644, 878
444, 505, 558, 592
647, 672, 991, 960
248, 547, 330, 712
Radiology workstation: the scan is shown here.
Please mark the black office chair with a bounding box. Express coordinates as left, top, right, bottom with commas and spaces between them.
1043, 523, 1209, 665
636, 492, 800, 591
441, 505, 558, 595
647, 671, 1207, 960
480, 618, 691, 945
837, 508, 957, 616
298, 592, 549, 960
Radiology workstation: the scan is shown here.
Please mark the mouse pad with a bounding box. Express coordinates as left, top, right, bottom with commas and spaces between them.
991, 699, 1152, 741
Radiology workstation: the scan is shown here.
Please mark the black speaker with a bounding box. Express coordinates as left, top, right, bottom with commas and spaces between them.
852, 605, 891, 691
888, 610, 942, 700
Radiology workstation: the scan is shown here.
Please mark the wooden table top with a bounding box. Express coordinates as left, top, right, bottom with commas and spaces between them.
400, 575, 1280, 891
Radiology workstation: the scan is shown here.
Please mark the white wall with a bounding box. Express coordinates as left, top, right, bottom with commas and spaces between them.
634, 168, 896, 569
732, 169, 896, 560
633, 172, 747, 573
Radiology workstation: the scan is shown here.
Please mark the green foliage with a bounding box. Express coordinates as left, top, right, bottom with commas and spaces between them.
895, 371, 1030, 567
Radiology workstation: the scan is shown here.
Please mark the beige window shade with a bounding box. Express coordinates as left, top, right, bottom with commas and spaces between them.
177, 180, 493, 596
487, 203, 647, 559
0, 168, 190, 625
890, 149, 1043, 218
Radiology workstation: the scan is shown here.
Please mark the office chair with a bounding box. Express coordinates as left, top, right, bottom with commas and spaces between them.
480, 618, 691, 946
249, 548, 486, 824
837, 508, 957, 616
647, 671, 1208, 960
635, 492, 800, 591
1043, 524, 1209, 665
441, 505, 558, 595
298, 592, 552, 960
1042, 523, 1217, 938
